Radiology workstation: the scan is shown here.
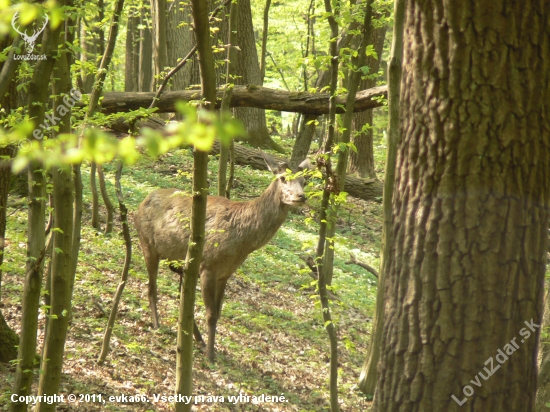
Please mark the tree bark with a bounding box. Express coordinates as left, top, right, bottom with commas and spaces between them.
150, 0, 167, 88
139, 7, 153, 92
35, 16, 76, 411
125, 9, 140, 92
35, 167, 74, 412
373, 1, 550, 411
10, 3, 68, 409
358, 0, 405, 396
166, 0, 193, 90
97, 84, 387, 114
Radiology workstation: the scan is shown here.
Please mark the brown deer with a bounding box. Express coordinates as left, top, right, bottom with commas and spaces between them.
134, 154, 309, 361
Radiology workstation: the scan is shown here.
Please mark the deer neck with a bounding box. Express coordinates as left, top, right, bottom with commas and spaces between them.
244, 180, 290, 251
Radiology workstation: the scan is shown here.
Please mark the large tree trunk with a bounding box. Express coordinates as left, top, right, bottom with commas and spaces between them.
139, 6, 153, 92
166, 0, 193, 90
348, 25, 386, 179
10, 4, 68, 409
125, 10, 140, 92
232, 0, 284, 152
358, 0, 405, 395
150, 0, 167, 88
373, 1, 550, 411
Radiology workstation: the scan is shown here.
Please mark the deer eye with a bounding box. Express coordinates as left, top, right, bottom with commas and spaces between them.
279, 176, 286, 183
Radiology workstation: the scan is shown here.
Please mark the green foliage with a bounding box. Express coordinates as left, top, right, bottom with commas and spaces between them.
1, 102, 245, 174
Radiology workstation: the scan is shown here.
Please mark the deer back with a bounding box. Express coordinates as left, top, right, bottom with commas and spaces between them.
134, 169, 306, 280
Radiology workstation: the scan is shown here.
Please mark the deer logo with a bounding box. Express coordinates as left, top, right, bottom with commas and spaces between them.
11, 11, 49, 54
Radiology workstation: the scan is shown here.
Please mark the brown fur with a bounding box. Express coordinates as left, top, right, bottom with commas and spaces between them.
134, 156, 309, 360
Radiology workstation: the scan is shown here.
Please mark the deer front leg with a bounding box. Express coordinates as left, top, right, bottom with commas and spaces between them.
201, 271, 217, 361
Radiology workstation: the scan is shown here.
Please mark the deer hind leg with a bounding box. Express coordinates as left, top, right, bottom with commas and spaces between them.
142, 246, 161, 328
201, 272, 229, 362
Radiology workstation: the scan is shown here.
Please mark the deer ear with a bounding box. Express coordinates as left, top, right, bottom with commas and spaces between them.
260, 150, 287, 175
297, 158, 312, 171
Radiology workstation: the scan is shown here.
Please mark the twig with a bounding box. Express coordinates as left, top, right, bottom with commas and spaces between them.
266, 50, 291, 91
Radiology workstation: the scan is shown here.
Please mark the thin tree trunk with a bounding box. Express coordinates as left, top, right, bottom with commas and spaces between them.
290, 6, 370, 168
70, 0, 126, 317
218, 0, 239, 198
97, 164, 114, 234
0, 146, 16, 363
0, 93, 17, 362
259, 0, 271, 84
358, 0, 405, 396
35, 168, 73, 411
536, 285, 550, 411
0, 36, 22, 100
79, 0, 104, 93
290, 114, 317, 169
537, 354, 550, 412
98, 161, 131, 364
10, 4, 68, 409
35, 17, 75, 411
90, 162, 99, 229
0, 311, 18, 363
348, 25, 387, 179
0, 32, 17, 300
175, 1, 213, 410
314, 0, 340, 409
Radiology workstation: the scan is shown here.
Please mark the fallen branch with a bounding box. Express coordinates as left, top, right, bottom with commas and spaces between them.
345, 253, 379, 278
107, 118, 383, 202
97, 84, 387, 115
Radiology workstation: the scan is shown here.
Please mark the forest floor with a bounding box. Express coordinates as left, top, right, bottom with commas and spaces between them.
1, 141, 383, 411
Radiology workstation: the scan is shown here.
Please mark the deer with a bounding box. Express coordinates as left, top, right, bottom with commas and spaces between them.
134, 153, 310, 361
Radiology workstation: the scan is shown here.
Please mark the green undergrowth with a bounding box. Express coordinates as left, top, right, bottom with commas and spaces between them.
1, 145, 382, 411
